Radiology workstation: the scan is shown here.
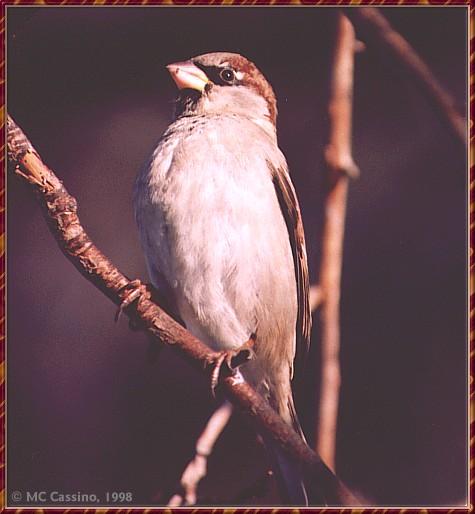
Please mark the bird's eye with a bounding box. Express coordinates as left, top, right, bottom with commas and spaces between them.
219, 68, 235, 83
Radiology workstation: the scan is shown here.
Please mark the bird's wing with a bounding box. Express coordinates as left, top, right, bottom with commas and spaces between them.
269, 162, 312, 365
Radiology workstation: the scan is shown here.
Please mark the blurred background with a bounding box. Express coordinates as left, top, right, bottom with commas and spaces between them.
7, 6, 467, 507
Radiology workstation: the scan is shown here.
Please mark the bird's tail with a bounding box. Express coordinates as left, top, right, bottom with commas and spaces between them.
263, 397, 308, 505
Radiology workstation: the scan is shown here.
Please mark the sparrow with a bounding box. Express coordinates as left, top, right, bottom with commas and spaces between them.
134, 52, 311, 505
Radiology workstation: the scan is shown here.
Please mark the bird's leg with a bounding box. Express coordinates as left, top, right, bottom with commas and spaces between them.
209, 334, 256, 396
116, 281, 186, 364
167, 401, 234, 506
115, 279, 151, 323
115, 280, 184, 330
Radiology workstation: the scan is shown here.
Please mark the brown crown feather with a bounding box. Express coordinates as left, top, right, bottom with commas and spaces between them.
193, 52, 278, 125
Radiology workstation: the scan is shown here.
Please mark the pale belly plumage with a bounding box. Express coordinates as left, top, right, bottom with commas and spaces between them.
134, 114, 297, 415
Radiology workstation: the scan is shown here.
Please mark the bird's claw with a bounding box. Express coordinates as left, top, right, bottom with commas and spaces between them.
209, 334, 256, 397
210, 352, 227, 396
115, 279, 151, 323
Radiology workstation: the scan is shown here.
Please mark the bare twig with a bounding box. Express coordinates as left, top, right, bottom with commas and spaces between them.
168, 401, 234, 506
309, 285, 324, 312
314, 5, 465, 472
345, 7, 466, 146
316, 14, 358, 472
7, 115, 357, 506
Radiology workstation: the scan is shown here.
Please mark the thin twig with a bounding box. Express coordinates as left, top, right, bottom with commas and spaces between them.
309, 285, 324, 312
168, 401, 234, 506
345, 7, 466, 147
7, 115, 357, 506
316, 14, 358, 472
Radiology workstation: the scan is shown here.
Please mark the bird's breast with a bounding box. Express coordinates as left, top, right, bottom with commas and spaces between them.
136, 115, 297, 361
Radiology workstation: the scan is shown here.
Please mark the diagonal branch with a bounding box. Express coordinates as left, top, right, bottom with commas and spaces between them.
6, 114, 357, 506
345, 7, 466, 147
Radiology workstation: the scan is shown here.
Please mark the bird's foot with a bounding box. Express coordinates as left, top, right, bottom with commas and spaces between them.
115, 279, 151, 324
209, 334, 256, 396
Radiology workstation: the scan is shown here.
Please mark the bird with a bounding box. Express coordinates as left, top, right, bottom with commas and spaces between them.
133, 52, 311, 505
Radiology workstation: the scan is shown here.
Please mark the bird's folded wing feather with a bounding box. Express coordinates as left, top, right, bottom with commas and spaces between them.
269, 162, 312, 364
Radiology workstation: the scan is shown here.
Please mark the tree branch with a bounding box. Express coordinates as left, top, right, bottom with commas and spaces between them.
309, 285, 324, 312
316, 13, 358, 472
345, 7, 466, 147
168, 401, 234, 506
7, 114, 356, 506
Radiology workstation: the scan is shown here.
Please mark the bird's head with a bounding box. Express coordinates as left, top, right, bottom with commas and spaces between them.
167, 52, 277, 127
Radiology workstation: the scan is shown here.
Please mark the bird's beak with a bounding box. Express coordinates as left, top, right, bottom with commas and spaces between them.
166, 61, 210, 92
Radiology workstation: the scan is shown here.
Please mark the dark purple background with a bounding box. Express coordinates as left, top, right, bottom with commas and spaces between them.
7, 6, 467, 506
